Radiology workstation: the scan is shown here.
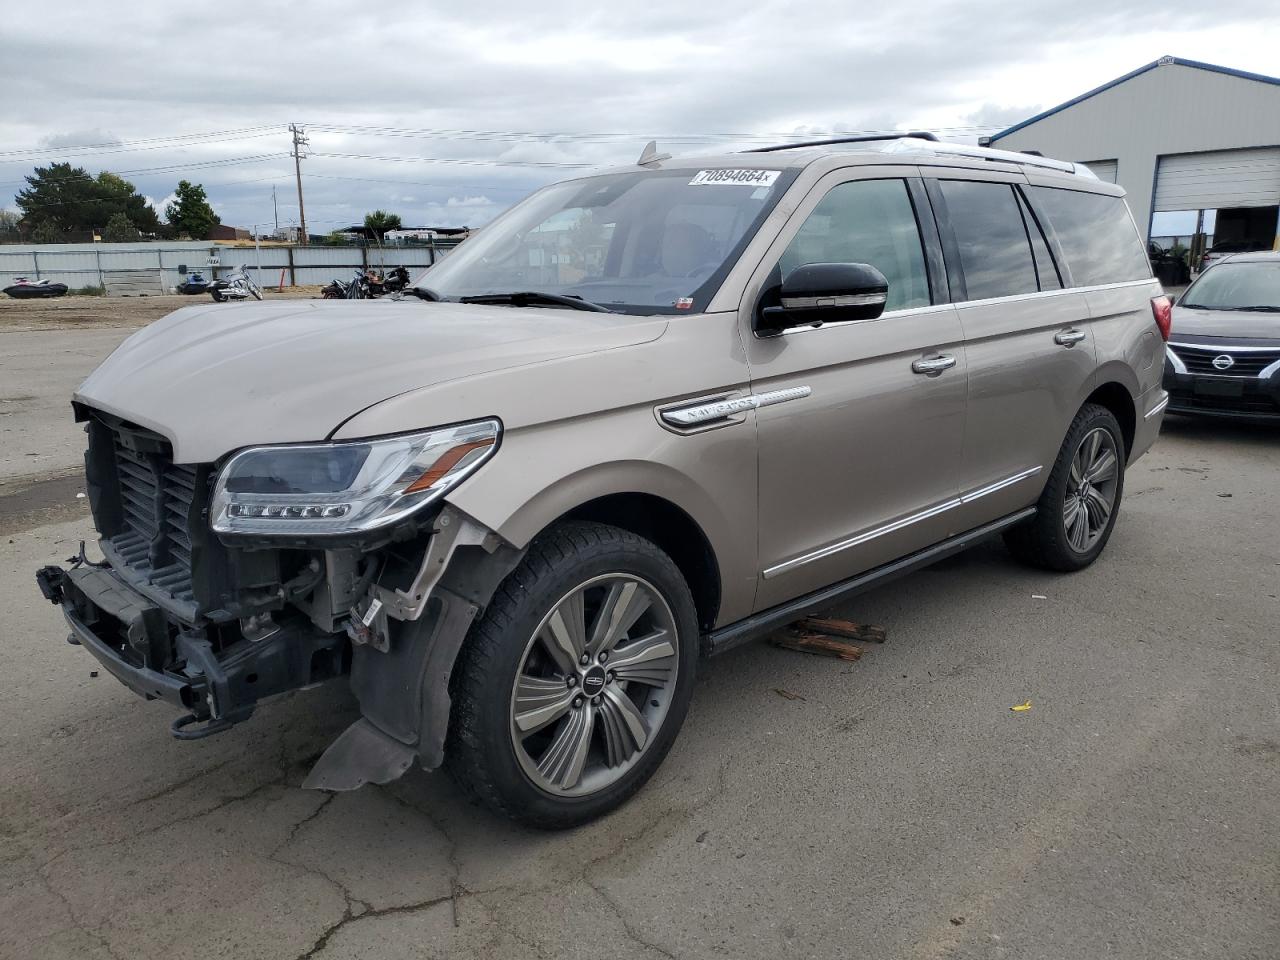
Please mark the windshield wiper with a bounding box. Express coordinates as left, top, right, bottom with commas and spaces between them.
405, 285, 442, 301
1231, 305, 1280, 312
459, 291, 614, 313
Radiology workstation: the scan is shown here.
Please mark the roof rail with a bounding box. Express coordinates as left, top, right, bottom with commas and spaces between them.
878, 137, 1099, 178
744, 131, 939, 153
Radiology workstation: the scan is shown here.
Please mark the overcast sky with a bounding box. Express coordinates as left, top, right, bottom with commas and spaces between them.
2, 0, 1278, 233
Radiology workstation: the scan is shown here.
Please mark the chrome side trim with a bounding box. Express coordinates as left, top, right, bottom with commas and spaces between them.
781, 292, 886, 310
660, 386, 811, 427
712, 508, 1039, 656
771, 302, 954, 337
960, 466, 1044, 504
953, 278, 1154, 311
1144, 394, 1170, 420
762, 465, 1043, 579
755, 385, 813, 410
1168, 341, 1280, 353
1164, 345, 1188, 374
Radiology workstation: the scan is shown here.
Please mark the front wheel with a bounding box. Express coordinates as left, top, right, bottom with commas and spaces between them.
446, 521, 699, 829
1004, 402, 1126, 571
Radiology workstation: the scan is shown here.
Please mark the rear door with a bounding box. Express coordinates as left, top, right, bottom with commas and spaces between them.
925, 173, 1096, 529
742, 170, 967, 611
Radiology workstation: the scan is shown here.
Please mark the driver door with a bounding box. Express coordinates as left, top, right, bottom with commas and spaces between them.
742, 171, 968, 611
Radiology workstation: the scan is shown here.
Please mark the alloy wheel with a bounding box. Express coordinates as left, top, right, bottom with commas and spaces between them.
1063, 426, 1119, 553
509, 573, 679, 797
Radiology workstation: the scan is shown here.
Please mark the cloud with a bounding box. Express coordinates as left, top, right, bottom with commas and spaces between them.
1, 0, 1277, 229
962, 103, 1044, 130
40, 128, 122, 149
445, 196, 494, 208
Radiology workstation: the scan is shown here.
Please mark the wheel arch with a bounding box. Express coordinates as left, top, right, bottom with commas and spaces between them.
561, 492, 722, 633
1083, 379, 1136, 459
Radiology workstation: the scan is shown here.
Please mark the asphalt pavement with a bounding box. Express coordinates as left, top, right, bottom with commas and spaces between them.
0, 324, 1276, 960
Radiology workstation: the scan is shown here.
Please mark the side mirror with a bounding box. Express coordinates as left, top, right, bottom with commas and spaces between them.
755, 262, 889, 335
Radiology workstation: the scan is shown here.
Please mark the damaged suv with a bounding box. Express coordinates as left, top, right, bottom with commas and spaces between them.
36, 135, 1169, 827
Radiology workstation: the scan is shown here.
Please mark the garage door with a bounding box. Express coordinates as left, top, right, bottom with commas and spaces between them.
1079, 159, 1117, 183
1154, 147, 1280, 211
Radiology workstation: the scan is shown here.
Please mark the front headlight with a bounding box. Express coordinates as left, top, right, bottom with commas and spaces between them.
210, 419, 500, 537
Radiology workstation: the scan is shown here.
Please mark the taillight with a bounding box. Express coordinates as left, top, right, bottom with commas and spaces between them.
1151, 295, 1173, 341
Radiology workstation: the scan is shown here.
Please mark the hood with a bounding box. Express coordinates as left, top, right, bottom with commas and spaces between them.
1170, 305, 1280, 341
76, 298, 666, 463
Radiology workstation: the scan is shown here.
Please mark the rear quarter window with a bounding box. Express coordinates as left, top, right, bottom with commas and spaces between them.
1031, 187, 1151, 286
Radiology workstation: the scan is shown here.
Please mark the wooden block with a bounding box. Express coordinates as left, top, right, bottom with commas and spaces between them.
770, 629, 863, 661
797, 616, 887, 644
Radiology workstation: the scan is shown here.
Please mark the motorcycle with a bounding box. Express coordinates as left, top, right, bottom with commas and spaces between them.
368, 265, 411, 296
320, 277, 348, 299
208, 265, 263, 302
320, 266, 411, 300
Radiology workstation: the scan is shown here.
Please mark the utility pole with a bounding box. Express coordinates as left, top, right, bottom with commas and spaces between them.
290, 123, 309, 244
272, 185, 279, 234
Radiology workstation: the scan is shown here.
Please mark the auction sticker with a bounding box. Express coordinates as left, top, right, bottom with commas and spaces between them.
689, 169, 780, 187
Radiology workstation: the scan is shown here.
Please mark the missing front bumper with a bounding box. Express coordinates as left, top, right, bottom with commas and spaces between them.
38, 562, 345, 738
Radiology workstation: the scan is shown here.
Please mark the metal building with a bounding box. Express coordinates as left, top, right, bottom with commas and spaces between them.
982, 56, 1280, 255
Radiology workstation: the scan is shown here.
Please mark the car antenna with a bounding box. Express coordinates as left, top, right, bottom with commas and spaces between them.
637, 140, 670, 166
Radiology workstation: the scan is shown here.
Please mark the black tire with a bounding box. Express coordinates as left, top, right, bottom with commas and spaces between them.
446, 520, 699, 829
1003, 403, 1126, 572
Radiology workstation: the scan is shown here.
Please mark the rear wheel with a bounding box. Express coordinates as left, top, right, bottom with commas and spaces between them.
446, 521, 698, 829
1004, 403, 1126, 571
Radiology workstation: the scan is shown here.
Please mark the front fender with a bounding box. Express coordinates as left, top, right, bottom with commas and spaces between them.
447, 415, 759, 628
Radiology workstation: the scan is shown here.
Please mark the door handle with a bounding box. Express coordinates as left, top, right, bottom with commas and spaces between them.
911, 355, 957, 375
1054, 329, 1087, 347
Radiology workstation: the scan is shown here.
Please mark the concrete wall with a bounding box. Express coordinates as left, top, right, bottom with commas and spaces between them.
0, 240, 461, 291
990, 60, 1280, 238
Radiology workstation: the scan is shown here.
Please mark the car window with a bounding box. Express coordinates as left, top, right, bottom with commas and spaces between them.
778, 178, 931, 312
1030, 187, 1151, 286
938, 181, 1039, 301
420, 167, 795, 314
1180, 261, 1280, 311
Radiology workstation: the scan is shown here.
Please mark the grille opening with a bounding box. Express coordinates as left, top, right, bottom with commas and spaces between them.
95, 419, 207, 610
1169, 345, 1280, 377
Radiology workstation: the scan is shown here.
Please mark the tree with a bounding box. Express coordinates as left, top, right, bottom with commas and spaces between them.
363, 209, 402, 240
99, 172, 162, 236
31, 221, 63, 243
16, 163, 159, 237
102, 212, 139, 242
165, 180, 220, 239
0, 209, 20, 243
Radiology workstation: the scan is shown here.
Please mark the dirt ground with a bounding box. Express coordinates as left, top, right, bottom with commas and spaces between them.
0, 290, 320, 332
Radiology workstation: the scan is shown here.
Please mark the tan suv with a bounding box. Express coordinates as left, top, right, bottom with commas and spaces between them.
36, 134, 1171, 827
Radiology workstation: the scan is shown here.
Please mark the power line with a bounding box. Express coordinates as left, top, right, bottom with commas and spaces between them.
300, 120, 1004, 144
0, 154, 289, 188
310, 151, 593, 169
0, 124, 284, 160
303, 172, 535, 191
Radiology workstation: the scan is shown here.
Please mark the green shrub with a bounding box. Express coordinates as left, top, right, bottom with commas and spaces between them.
69, 284, 106, 297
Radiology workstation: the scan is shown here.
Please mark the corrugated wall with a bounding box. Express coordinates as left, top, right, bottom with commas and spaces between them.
990, 61, 1280, 236
0, 241, 457, 291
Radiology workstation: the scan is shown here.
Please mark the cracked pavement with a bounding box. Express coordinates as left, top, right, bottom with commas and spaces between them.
1, 318, 1278, 959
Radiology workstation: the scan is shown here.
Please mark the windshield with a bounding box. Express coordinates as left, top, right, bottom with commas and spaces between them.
1181, 261, 1280, 311
417, 166, 796, 314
